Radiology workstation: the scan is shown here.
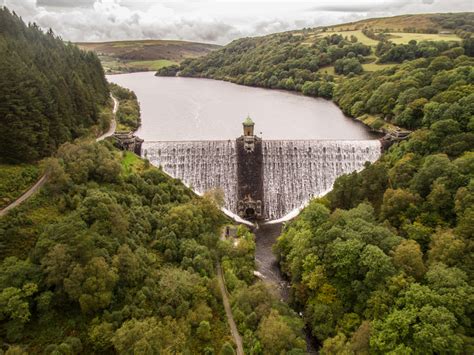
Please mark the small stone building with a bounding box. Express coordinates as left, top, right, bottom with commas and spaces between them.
113, 132, 144, 155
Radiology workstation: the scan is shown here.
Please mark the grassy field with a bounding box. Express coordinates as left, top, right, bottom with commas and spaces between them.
318, 65, 336, 76
0, 164, 40, 209
327, 30, 380, 46
357, 114, 400, 134
327, 13, 443, 32
102, 58, 178, 73
126, 59, 177, 70
362, 62, 396, 71
386, 32, 461, 44
121, 151, 146, 175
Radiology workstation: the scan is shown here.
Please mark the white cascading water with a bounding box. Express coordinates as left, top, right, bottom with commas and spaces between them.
142, 139, 381, 221
142, 141, 237, 211
262, 140, 381, 220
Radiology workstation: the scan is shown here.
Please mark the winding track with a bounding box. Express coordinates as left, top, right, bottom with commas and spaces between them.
0, 95, 118, 217
217, 263, 244, 355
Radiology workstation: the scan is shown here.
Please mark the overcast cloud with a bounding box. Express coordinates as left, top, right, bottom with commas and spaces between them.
3, 0, 473, 44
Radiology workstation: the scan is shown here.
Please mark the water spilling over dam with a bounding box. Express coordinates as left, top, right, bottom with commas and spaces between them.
142, 119, 381, 221
143, 140, 238, 212
262, 140, 381, 220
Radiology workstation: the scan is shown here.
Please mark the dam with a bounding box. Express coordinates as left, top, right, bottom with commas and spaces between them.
142, 117, 381, 221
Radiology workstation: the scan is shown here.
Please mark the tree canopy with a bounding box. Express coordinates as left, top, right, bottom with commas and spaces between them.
0, 8, 109, 163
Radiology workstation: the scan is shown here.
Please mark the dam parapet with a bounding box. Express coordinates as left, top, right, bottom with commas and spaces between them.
142, 119, 381, 222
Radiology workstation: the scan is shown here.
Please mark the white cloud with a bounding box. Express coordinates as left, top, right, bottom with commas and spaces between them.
4, 0, 473, 44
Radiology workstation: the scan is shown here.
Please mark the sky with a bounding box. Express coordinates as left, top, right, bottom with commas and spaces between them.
4, 0, 473, 44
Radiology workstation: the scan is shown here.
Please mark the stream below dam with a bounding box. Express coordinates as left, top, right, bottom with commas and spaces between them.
254, 222, 318, 353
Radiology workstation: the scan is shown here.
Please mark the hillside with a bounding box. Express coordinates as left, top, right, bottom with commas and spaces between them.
0, 8, 110, 163
77, 40, 220, 73
170, 13, 472, 132
326, 12, 474, 33
169, 12, 474, 353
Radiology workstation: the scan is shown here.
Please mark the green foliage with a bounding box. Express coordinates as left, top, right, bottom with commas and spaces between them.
109, 83, 141, 132
334, 57, 363, 75
169, 32, 373, 99
0, 141, 229, 352
335, 55, 474, 131
218, 226, 306, 354
378, 40, 457, 63
0, 8, 109, 163
111, 317, 187, 353
1, 10, 473, 354
275, 194, 474, 352
155, 64, 180, 76
0, 164, 40, 209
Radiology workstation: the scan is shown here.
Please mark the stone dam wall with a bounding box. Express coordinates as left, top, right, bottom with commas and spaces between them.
142, 139, 381, 221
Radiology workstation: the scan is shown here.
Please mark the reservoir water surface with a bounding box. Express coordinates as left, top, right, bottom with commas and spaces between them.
107, 72, 375, 141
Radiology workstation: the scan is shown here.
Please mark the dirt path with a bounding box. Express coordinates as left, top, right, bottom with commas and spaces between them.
217, 263, 244, 355
0, 95, 118, 217
96, 95, 118, 141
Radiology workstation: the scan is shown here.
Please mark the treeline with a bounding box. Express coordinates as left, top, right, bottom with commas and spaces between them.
109, 83, 141, 132
376, 39, 467, 63
158, 32, 372, 93
164, 25, 471, 110
274, 123, 474, 352
335, 55, 474, 131
431, 12, 474, 33
0, 8, 109, 163
0, 140, 237, 353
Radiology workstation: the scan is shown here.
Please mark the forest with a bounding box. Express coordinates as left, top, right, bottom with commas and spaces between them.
166, 13, 474, 354
0, 138, 306, 354
0, 8, 109, 163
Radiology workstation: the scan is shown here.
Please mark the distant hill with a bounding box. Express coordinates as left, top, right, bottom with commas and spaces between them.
77, 40, 221, 73
326, 12, 474, 33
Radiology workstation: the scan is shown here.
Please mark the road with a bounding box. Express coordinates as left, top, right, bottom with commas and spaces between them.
0, 95, 118, 217
217, 263, 244, 355
0, 175, 48, 217
96, 95, 118, 141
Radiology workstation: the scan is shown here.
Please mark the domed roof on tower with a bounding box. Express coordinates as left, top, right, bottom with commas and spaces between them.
243, 115, 254, 126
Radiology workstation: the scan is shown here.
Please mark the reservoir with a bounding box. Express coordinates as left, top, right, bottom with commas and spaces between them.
107, 71, 375, 141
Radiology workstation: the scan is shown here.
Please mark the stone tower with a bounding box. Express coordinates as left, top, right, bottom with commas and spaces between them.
243, 115, 254, 137
236, 116, 264, 220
